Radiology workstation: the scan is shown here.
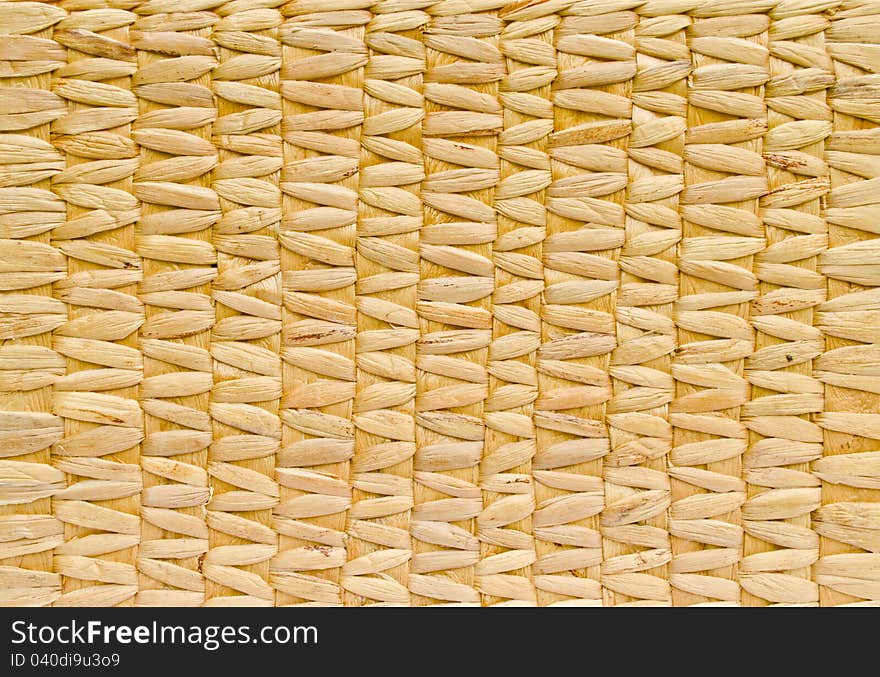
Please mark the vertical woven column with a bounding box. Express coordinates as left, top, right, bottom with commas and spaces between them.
344, 0, 430, 607
601, 0, 692, 607
673, 3, 771, 606
476, 0, 563, 608
206, 4, 283, 607
275, 2, 366, 606
814, 4, 880, 606
51, 6, 142, 607
411, 1, 503, 606
740, 1, 831, 607
537, 2, 632, 607
0, 1, 68, 607
132, 5, 218, 607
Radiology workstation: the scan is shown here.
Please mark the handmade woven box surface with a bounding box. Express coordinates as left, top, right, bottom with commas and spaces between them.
1, 0, 878, 607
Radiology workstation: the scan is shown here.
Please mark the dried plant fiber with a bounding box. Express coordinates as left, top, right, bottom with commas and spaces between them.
1, 0, 879, 608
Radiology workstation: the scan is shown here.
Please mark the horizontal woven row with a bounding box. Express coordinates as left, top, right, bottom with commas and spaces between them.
1, 0, 879, 607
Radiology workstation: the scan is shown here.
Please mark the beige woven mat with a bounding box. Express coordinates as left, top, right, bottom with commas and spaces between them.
1, 0, 879, 607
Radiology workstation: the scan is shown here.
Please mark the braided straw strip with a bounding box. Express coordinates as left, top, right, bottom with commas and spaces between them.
131, 2, 217, 607
274, 0, 364, 606
475, 0, 564, 607
2, 0, 880, 607
0, 0, 69, 608
600, 0, 692, 607
671, 1, 771, 606
740, 0, 832, 607
206, 3, 283, 607
53, 6, 144, 607
410, 0, 502, 607
345, 0, 427, 607
815, 2, 880, 607
536, 0, 633, 607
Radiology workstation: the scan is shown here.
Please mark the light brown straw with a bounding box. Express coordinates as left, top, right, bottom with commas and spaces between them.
0, 0, 878, 607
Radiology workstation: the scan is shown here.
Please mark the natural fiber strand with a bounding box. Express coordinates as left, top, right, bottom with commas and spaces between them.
0, 0, 879, 608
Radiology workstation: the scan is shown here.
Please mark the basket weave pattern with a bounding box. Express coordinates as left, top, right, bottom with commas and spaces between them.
1, 0, 879, 607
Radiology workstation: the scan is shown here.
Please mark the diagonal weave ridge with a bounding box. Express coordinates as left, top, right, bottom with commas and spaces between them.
0, 0, 879, 607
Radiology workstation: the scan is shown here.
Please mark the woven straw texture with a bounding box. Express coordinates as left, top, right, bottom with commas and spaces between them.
1, 0, 879, 608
